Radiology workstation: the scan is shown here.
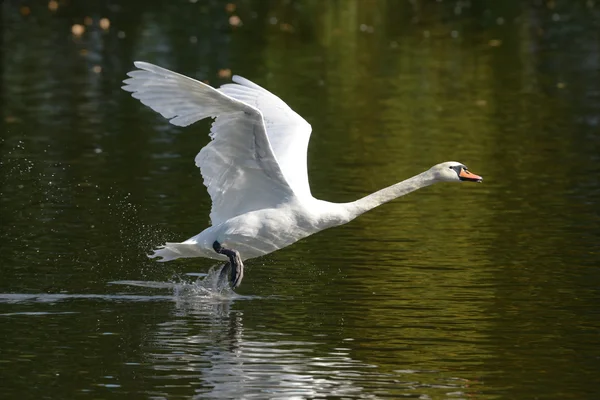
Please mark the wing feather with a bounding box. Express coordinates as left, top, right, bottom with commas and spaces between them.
123, 61, 296, 225
219, 76, 313, 198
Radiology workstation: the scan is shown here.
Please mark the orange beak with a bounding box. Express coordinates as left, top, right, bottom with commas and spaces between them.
459, 168, 483, 182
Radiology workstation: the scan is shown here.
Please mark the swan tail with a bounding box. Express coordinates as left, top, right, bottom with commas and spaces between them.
148, 242, 217, 262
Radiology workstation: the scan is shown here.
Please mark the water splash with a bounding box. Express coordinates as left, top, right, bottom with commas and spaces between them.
0, 266, 249, 306
111, 264, 249, 301
0, 139, 172, 283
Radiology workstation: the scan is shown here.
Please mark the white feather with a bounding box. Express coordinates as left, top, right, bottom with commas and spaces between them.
122, 62, 481, 267
219, 76, 313, 199
123, 62, 295, 226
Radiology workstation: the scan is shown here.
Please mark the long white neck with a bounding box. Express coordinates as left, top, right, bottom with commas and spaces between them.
340, 169, 437, 222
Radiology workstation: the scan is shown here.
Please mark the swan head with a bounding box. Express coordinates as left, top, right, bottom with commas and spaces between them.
430, 161, 483, 183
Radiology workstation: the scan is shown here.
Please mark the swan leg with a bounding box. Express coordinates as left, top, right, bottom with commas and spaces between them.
218, 262, 231, 286
213, 241, 244, 288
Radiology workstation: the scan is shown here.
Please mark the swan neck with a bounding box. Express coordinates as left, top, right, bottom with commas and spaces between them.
343, 170, 436, 219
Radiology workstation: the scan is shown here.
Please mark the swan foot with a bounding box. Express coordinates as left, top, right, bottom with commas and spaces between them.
213, 241, 244, 289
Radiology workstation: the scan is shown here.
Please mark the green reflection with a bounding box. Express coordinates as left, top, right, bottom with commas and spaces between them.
1, 1, 600, 399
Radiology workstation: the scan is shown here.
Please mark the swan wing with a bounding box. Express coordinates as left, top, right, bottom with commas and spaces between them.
219, 77, 313, 198
122, 61, 296, 225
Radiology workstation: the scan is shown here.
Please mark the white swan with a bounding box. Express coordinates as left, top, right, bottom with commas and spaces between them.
123, 62, 483, 288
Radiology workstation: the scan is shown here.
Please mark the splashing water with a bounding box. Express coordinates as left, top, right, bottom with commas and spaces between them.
0, 140, 173, 287
111, 264, 246, 302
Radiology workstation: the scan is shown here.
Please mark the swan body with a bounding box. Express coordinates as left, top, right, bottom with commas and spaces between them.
123, 62, 482, 287
166, 197, 348, 262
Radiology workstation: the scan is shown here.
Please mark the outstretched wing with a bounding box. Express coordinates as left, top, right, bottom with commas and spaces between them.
122, 61, 296, 225
219, 76, 313, 198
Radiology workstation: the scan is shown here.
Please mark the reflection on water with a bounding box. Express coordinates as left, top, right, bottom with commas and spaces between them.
148, 298, 475, 400
2, 0, 600, 399
0, 293, 174, 303
0, 285, 477, 399
150, 299, 379, 399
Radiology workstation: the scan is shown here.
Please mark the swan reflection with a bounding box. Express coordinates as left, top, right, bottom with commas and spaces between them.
142, 285, 470, 399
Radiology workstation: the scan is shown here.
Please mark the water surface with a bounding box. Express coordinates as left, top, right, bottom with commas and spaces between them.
2, 1, 600, 398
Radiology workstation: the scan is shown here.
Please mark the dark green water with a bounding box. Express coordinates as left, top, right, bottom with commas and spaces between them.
2, 1, 600, 398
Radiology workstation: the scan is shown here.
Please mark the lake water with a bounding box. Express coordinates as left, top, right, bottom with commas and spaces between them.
2, 1, 600, 399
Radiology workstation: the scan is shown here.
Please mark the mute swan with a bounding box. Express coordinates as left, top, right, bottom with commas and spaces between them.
123, 62, 482, 289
